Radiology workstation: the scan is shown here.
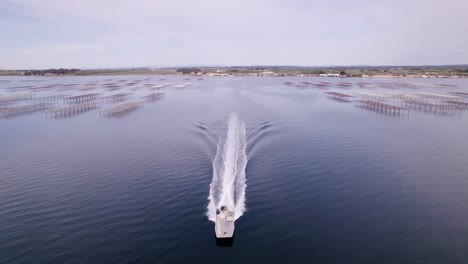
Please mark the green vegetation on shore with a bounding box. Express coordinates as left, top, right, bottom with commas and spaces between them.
24, 68, 80, 76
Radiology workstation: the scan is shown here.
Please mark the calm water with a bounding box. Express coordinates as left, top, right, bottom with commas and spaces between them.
1, 76, 468, 263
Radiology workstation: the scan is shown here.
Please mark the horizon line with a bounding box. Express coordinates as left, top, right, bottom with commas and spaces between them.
2, 64, 468, 71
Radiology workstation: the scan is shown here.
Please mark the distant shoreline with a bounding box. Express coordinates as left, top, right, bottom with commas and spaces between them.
1, 66, 467, 78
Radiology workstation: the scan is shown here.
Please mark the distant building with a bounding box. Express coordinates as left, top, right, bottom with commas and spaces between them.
258, 71, 276, 77
207, 73, 230, 77
320, 73, 340, 77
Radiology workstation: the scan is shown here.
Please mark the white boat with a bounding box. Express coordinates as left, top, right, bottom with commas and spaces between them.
215, 206, 235, 238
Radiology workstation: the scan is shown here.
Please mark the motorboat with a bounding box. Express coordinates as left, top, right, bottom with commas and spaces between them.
215, 205, 235, 238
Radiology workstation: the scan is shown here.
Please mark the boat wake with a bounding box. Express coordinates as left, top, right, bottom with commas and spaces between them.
207, 113, 247, 222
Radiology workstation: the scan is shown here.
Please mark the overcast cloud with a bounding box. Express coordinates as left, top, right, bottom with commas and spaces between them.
1, 0, 467, 69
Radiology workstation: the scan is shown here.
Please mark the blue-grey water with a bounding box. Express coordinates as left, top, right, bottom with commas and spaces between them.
1, 76, 468, 263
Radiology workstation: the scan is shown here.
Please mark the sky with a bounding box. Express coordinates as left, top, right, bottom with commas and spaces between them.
1, 0, 467, 69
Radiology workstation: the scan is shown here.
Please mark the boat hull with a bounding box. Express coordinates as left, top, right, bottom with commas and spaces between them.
215, 213, 235, 238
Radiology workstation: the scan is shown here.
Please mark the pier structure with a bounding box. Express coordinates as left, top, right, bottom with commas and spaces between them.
293, 83, 307, 88
386, 93, 407, 100
64, 93, 102, 104
103, 84, 122, 91
101, 82, 122, 91
324, 92, 353, 102
141, 93, 165, 103
336, 82, 353, 88
47, 102, 101, 118
356, 82, 400, 89
376, 82, 395, 89
129, 86, 144, 91
387, 93, 428, 103
1, 103, 56, 118
400, 82, 441, 89
0, 101, 17, 109
102, 93, 133, 104
125, 82, 139, 87
27, 85, 53, 92
100, 101, 144, 117
451, 92, 468, 98
79, 83, 99, 91
416, 93, 461, 101
354, 100, 409, 115
352, 81, 458, 90
4, 86, 34, 92
284, 82, 313, 88
125, 82, 141, 90
443, 101, 468, 110
314, 82, 331, 88
438, 84, 457, 88
31, 94, 69, 104
285, 81, 334, 89
0, 93, 33, 102
356, 82, 377, 89
50, 83, 79, 91
354, 92, 388, 102
402, 100, 460, 115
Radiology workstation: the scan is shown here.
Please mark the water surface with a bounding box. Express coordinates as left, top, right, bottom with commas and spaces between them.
1, 76, 468, 263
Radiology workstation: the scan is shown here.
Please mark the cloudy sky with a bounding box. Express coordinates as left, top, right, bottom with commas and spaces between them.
1, 0, 467, 69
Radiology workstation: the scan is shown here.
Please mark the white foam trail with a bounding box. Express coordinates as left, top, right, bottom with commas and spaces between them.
207, 113, 247, 222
